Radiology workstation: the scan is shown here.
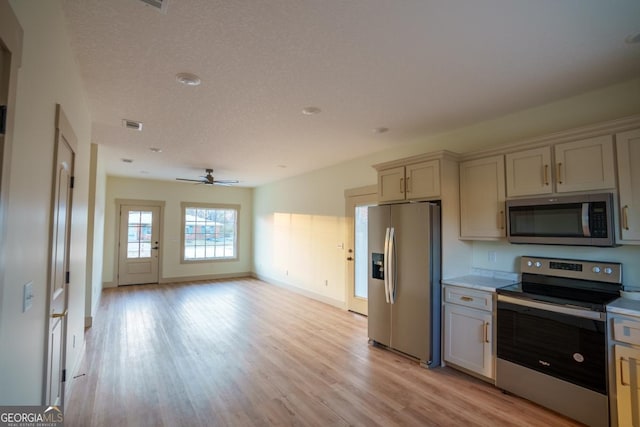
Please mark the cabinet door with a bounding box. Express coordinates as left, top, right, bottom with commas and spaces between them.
444, 304, 493, 379
617, 128, 640, 243
554, 135, 615, 193
378, 166, 406, 203
614, 344, 640, 427
505, 147, 552, 197
406, 160, 440, 200
460, 155, 506, 239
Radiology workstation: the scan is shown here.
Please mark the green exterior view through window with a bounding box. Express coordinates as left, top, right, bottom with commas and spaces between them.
182, 204, 238, 261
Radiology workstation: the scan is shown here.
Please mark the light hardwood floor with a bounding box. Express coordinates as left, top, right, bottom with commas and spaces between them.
65, 278, 583, 426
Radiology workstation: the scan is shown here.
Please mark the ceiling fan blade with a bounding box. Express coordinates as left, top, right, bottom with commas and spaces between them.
176, 178, 206, 183
213, 180, 239, 185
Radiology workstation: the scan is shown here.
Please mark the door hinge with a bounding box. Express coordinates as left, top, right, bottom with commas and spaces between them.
62, 369, 66, 383
65, 271, 70, 284
70, 176, 75, 189
0, 105, 7, 135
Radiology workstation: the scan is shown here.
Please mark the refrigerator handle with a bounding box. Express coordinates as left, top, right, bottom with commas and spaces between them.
383, 227, 391, 303
389, 226, 396, 304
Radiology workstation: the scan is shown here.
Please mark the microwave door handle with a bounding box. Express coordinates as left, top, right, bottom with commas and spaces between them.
582, 203, 591, 237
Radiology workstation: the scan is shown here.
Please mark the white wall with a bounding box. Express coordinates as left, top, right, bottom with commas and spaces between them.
103, 176, 253, 285
0, 0, 92, 404
85, 143, 107, 324
253, 77, 640, 305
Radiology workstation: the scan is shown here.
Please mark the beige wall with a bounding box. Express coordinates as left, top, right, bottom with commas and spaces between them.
0, 0, 92, 404
253, 77, 640, 304
103, 176, 253, 285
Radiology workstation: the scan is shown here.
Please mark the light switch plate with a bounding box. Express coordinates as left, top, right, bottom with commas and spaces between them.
23, 281, 33, 312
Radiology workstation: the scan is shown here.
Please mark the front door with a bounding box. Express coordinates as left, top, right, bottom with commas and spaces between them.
46, 105, 75, 406
118, 205, 160, 285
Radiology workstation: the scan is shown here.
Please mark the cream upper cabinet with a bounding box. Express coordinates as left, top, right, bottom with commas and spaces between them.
377, 160, 440, 203
554, 135, 616, 193
460, 155, 506, 239
616, 128, 640, 243
505, 135, 615, 197
505, 147, 552, 197
378, 166, 405, 203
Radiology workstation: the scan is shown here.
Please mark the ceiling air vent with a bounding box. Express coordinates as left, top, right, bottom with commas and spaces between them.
122, 119, 143, 131
139, 0, 168, 14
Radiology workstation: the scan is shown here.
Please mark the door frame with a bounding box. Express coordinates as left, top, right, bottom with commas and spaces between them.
344, 185, 377, 315
0, 0, 23, 334
114, 199, 165, 286
44, 105, 77, 406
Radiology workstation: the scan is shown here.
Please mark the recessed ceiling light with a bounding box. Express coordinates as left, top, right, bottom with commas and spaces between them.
149, 147, 162, 153
176, 72, 201, 86
625, 32, 640, 44
302, 106, 321, 115
373, 127, 389, 134
121, 158, 134, 163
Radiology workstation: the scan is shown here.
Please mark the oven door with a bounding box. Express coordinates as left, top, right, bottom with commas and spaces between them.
497, 295, 607, 394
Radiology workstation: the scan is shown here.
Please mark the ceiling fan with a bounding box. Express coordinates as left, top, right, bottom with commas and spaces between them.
176, 168, 239, 186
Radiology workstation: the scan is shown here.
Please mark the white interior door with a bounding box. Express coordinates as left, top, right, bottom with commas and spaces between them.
46, 105, 75, 407
118, 205, 160, 285
345, 186, 377, 315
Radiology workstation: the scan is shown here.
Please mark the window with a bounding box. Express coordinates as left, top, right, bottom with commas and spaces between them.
127, 210, 153, 258
181, 203, 239, 262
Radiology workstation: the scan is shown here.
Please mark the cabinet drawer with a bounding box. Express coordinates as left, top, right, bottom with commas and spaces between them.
612, 317, 640, 346
444, 285, 492, 311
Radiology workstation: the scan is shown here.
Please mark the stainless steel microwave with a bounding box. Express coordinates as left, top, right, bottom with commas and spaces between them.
506, 193, 615, 246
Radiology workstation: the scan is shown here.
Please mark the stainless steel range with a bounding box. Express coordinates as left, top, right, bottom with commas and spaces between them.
496, 256, 622, 427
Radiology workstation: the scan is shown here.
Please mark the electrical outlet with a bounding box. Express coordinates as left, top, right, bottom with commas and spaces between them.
23, 281, 33, 312
488, 251, 497, 263
324, 280, 328, 287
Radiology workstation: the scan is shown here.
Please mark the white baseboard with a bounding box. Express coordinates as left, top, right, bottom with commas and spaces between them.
159, 272, 252, 284
252, 273, 346, 310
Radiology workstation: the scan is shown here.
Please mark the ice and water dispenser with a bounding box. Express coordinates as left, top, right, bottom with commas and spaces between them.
372, 253, 384, 280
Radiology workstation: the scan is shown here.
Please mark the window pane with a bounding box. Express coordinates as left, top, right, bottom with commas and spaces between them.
127, 242, 139, 258
139, 242, 151, 258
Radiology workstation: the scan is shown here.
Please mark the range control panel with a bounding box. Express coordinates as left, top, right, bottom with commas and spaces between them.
521, 256, 622, 284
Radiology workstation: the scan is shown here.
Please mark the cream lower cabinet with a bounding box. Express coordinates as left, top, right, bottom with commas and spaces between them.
616, 128, 640, 243
460, 155, 505, 239
610, 314, 640, 427
443, 285, 493, 380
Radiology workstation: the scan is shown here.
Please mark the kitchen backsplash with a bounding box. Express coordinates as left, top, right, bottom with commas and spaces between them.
471, 241, 640, 291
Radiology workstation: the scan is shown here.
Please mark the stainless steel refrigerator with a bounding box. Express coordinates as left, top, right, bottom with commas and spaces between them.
368, 202, 441, 368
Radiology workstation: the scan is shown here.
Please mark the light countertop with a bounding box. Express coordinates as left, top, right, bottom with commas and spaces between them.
608, 297, 640, 317
442, 272, 519, 293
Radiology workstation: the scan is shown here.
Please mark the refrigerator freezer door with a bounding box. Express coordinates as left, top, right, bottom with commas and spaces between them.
368, 205, 391, 346
390, 203, 437, 363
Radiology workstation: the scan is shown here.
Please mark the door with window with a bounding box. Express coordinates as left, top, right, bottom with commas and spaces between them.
118, 204, 161, 285
345, 186, 377, 315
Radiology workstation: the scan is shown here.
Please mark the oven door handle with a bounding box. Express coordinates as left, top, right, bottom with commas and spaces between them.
497, 294, 605, 321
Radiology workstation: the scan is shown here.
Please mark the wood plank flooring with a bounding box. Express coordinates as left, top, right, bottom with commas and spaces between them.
65, 278, 583, 426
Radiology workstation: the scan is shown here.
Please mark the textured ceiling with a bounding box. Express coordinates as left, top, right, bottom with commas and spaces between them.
61, 0, 640, 187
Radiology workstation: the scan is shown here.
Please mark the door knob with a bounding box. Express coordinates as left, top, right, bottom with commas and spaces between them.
51, 309, 68, 319
152, 246, 159, 250
346, 257, 354, 261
